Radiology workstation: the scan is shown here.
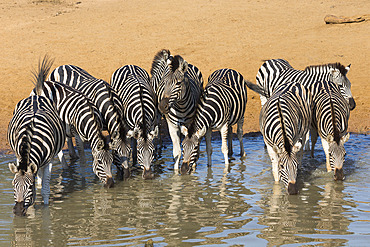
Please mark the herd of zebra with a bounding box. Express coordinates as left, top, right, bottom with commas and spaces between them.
7, 49, 355, 216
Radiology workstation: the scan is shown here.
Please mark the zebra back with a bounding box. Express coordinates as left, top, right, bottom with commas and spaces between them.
49, 64, 127, 155
255, 59, 355, 110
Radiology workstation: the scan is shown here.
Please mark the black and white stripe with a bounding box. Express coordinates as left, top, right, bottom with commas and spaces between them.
48, 65, 130, 177
310, 80, 350, 180
180, 69, 248, 174
259, 82, 312, 194
8, 94, 66, 216
111, 65, 158, 179
150, 49, 204, 170
254, 59, 355, 110
30, 58, 114, 186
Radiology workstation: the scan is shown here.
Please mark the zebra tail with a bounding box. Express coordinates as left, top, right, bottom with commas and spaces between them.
32, 55, 54, 95
245, 80, 268, 98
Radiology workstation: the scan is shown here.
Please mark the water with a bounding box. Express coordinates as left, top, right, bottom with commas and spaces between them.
0, 133, 369, 246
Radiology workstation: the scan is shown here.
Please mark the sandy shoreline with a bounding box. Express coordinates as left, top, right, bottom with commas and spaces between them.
1, 0, 369, 152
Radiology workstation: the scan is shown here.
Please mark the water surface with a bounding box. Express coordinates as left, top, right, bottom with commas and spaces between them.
0, 134, 369, 246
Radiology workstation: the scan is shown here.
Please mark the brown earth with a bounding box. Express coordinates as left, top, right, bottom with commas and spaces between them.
0, 0, 369, 152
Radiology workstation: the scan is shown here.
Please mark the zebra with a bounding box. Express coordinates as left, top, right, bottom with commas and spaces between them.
48, 65, 130, 179
259, 82, 312, 194
30, 57, 114, 187
111, 65, 158, 179
180, 69, 248, 174
150, 49, 204, 171
253, 59, 355, 110
310, 80, 350, 180
8, 94, 66, 216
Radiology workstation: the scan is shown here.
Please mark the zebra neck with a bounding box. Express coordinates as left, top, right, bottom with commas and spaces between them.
324, 83, 341, 144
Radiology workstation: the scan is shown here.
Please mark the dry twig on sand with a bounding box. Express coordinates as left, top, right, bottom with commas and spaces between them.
324, 14, 370, 24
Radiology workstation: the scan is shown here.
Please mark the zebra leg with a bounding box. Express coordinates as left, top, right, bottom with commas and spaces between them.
205, 129, 213, 167
237, 118, 246, 157
266, 144, 279, 183
310, 128, 318, 158
67, 137, 78, 161
220, 124, 229, 167
168, 121, 181, 171
41, 163, 52, 205
321, 138, 331, 172
75, 135, 86, 165
228, 125, 233, 157
58, 150, 68, 169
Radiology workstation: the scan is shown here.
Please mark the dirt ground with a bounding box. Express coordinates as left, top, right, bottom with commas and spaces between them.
0, 0, 369, 152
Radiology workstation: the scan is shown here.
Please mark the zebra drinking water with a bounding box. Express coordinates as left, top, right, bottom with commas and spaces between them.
253, 59, 355, 110
48, 65, 130, 179
31, 57, 114, 187
150, 49, 204, 171
310, 80, 350, 180
111, 65, 158, 179
180, 69, 248, 174
8, 94, 66, 216
259, 82, 312, 194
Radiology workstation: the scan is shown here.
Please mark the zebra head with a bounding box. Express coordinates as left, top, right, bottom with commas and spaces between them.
158, 55, 189, 115
109, 129, 131, 170
9, 162, 37, 216
275, 141, 302, 195
92, 139, 114, 188
180, 126, 206, 174
329, 64, 356, 110
132, 126, 158, 179
328, 133, 350, 181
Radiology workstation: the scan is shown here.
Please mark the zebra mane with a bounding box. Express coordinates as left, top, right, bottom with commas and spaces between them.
150, 49, 171, 76
324, 82, 341, 144
32, 55, 54, 95
277, 96, 292, 155
18, 125, 33, 171
138, 81, 148, 141
304, 63, 347, 75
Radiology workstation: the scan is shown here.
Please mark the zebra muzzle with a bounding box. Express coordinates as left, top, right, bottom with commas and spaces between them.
334, 168, 345, 181
142, 168, 154, 179
349, 97, 356, 111
287, 182, 298, 195
104, 177, 115, 188
180, 162, 191, 175
13, 202, 27, 216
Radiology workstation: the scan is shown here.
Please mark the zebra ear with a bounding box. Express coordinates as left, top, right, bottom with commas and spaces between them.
340, 133, 350, 145
292, 140, 302, 153
97, 139, 105, 151
126, 130, 135, 139
28, 163, 37, 174
151, 126, 159, 138
345, 64, 351, 73
195, 126, 206, 139
181, 61, 188, 73
9, 162, 18, 174
180, 126, 188, 136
